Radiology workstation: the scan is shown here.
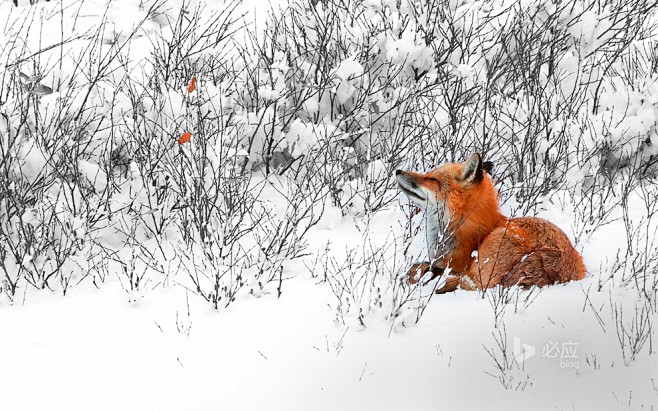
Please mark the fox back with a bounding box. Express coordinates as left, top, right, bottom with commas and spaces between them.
396, 153, 586, 291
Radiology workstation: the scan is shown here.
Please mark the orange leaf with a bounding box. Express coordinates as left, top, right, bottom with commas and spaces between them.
178, 132, 192, 145
187, 76, 196, 93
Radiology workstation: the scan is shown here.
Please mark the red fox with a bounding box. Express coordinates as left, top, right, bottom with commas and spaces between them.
396, 153, 586, 294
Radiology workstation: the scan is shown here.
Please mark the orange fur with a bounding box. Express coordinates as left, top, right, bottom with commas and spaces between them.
397, 154, 586, 293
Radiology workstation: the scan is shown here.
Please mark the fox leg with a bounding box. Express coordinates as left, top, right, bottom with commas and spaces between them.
435, 274, 477, 294
407, 262, 444, 285
435, 276, 460, 294
406, 262, 430, 284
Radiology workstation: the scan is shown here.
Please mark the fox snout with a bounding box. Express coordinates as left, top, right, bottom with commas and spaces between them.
395, 170, 415, 190
396, 170, 429, 209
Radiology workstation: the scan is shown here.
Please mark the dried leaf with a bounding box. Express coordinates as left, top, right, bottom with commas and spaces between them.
187, 76, 196, 93
29, 84, 53, 96
178, 132, 192, 145
19, 73, 39, 85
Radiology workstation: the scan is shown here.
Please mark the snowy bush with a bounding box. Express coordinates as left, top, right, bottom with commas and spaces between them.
238, 0, 658, 220
0, 0, 657, 327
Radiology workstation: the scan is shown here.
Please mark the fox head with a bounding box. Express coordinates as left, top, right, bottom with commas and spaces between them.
396, 153, 501, 264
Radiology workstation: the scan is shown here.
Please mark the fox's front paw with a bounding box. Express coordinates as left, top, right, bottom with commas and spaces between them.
407, 262, 444, 285
407, 263, 431, 284
435, 276, 460, 294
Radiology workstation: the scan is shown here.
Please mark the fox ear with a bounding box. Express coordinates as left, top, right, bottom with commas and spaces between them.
461, 153, 483, 184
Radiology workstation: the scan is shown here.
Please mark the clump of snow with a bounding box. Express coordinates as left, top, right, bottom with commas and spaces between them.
384, 27, 435, 80
285, 119, 317, 157
332, 54, 364, 104
14, 138, 49, 183
78, 160, 107, 193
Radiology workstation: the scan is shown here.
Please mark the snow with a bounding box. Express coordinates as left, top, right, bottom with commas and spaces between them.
3, 191, 657, 410
1, 0, 658, 410
4, 268, 656, 410
78, 159, 107, 193
15, 138, 49, 183
333, 54, 364, 104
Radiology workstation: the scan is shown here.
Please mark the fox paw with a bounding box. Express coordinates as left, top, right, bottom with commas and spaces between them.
407, 262, 444, 285
435, 276, 460, 294
407, 263, 430, 284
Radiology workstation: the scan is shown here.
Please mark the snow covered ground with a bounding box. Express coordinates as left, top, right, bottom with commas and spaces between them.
2, 199, 656, 411
1, 0, 657, 410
